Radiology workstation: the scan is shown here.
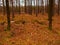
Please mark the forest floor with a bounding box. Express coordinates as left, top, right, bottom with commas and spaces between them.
0, 13, 60, 45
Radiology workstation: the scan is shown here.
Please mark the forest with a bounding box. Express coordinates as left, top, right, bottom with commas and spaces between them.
0, 0, 60, 45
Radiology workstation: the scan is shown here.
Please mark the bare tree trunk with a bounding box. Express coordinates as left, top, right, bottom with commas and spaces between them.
6, 0, 10, 30
48, 0, 54, 30
25, 0, 27, 13
28, 0, 30, 14
58, 0, 60, 15
53, 0, 55, 15
38, 0, 39, 13
35, 0, 38, 16
47, 0, 49, 12
27, 0, 29, 14
10, 0, 14, 21
46, 0, 49, 13
28, 0, 32, 15
41, 0, 44, 15
30, 0, 32, 15
19, 0, 21, 14
2, 0, 5, 15
34, 0, 35, 13
16, 0, 17, 13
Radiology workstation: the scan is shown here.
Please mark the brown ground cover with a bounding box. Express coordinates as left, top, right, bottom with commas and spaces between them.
0, 13, 60, 45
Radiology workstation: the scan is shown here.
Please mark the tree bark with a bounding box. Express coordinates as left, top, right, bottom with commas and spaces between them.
48, 0, 54, 30
41, 0, 44, 15
10, 0, 14, 21
2, 0, 5, 15
25, 0, 27, 13
16, 0, 17, 13
35, 0, 38, 16
28, 0, 32, 15
58, 0, 60, 15
6, 0, 10, 30
19, 0, 21, 14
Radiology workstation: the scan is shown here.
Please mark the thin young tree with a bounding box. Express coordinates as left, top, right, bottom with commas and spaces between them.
18, 0, 21, 14
16, 0, 18, 13
35, 0, 40, 16
28, 0, 32, 15
35, 0, 38, 16
30, 0, 32, 15
2, 0, 5, 15
58, 0, 60, 15
48, 0, 54, 30
45, 0, 49, 13
10, 0, 14, 21
27, 0, 29, 13
41, 0, 44, 15
33, 0, 35, 13
25, 0, 27, 13
38, 0, 39, 13
6, 0, 10, 30
53, 0, 55, 15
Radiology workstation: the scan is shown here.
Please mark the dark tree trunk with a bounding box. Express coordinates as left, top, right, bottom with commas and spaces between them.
48, 0, 54, 30
41, 0, 44, 15
30, 0, 32, 15
25, 0, 27, 13
6, 0, 10, 30
34, 0, 35, 13
19, 0, 21, 14
28, 0, 32, 15
16, 0, 17, 13
36, 0, 38, 16
58, 0, 60, 15
45, 0, 49, 13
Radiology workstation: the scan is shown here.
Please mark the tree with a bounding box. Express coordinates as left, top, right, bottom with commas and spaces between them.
33, 0, 35, 13
28, 0, 32, 15
48, 0, 54, 30
10, 0, 14, 21
35, 0, 38, 16
38, 0, 39, 13
46, 0, 49, 13
6, 0, 10, 30
27, 0, 29, 14
41, 0, 44, 15
18, 0, 21, 14
58, 0, 60, 15
16, 0, 18, 13
25, 0, 27, 13
30, 0, 32, 15
2, 0, 5, 15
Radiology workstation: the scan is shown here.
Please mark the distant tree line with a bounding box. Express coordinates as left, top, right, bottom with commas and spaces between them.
0, 0, 59, 15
